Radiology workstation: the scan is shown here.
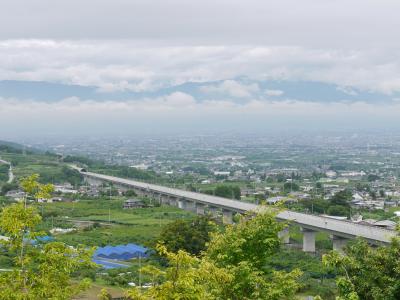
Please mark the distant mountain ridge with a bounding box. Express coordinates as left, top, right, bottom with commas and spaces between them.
0, 79, 398, 104
0, 140, 25, 150
0, 140, 42, 154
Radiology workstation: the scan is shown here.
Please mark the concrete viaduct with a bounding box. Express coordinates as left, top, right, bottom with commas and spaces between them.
79, 169, 397, 253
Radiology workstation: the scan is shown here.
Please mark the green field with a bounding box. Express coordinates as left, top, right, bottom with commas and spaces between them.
38, 198, 195, 247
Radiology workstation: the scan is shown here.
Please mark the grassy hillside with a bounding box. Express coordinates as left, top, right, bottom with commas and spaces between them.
0, 142, 82, 189
0, 141, 164, 192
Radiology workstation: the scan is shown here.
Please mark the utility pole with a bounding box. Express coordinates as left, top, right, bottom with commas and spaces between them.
139, 254, 142, 288
291, 172, 293, 193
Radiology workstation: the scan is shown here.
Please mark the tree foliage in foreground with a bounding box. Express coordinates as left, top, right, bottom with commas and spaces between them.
128, 209, 302, 299
323, 234, 400, 300
0, 174, 95, 299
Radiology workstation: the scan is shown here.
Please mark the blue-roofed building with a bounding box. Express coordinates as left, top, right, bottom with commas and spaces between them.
93, 243, 149, 269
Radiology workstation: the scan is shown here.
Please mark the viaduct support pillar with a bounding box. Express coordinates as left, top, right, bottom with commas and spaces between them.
178, 199, 186, 210
331, 235, 348, 254
168, 197, 177, 207
208, 206, 220, 219
85, 177, 102, 187
116, 184, 128, 193
222, 209, 233, 224
302, 228, 316, 252
185, 200, 196, 212
196, 202, 206, 215
278, 227, 290, 244
160, 195, 169, 206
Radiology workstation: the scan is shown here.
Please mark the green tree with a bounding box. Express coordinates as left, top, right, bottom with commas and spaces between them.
157, 215, 216, 256
327, 205, 349, 217
0, 164, 9, 181
299, 199, 329, 214
0, 182, 18, 195
283, 182, 300, 192
276, 174, 286, 183
367, 174, 380, 182
129, 209, 302, 299
205, 209, 301, 299
323, 236, 400, 300
98, 288, 113, 300
0, 174, 95, 299
20, 173, 54, 204
214, 185, 241, 200
127, 244, 232, 300
330, 190, 352, 207
124, 190, 137, 197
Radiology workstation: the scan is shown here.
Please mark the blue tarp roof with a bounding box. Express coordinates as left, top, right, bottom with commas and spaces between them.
92, 258, 129, 269
94, 243, 149, 260
37, 236, 54, 242
24, 235, 55, 245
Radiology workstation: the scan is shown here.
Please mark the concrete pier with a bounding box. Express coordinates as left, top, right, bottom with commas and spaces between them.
185, 200, 196, 212
178, 199, 186, 209
208, 206, 220, 219
160, 195, 170, 206
302, 228, 316, 252
278, 227, 290, 244
196, 202, 206, 215
331, 235, 348, 253
168, 197, 177, 207
222, 209, 233, 224
115, 184, 128, 193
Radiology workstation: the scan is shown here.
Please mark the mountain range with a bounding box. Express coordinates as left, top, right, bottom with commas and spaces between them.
1, 79, 398, 104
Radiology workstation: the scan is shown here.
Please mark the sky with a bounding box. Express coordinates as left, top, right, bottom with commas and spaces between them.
1, 0, 400, 138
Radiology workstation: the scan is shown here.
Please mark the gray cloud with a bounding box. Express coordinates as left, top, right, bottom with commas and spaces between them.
1, 0, 400, 49
1, 40, 400, 94
1, 94, 400, 137
199, 80, 260, 98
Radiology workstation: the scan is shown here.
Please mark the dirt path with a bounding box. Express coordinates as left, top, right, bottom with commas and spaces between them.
7, 165, 14, 183
0, 159, 13, 183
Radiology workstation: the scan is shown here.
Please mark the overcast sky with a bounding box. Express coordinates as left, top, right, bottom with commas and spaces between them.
2, 0, 400, 48
1, 0, 400, 138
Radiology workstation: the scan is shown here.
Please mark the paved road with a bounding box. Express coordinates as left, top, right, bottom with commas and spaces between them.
76, 168, 398, 244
